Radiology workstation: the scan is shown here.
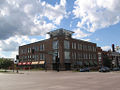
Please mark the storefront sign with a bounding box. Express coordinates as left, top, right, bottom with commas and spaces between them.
31, 61, 38, 65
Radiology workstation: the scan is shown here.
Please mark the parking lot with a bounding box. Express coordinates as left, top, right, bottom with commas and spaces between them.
0, 71, 120, 90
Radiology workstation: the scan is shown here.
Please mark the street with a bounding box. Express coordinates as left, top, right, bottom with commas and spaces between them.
0, 71, 120, 90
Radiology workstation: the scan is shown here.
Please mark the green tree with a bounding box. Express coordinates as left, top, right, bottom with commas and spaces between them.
0, 59, 13, 72
0, 58, 4, 69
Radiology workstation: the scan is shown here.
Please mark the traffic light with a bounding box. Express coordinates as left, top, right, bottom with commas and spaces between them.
16, 55, 19, 59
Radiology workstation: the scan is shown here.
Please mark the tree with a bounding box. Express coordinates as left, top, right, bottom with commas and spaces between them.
0, 58, 13, 72
0, 58, 4, 69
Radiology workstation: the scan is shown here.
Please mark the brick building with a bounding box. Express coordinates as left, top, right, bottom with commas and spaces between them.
19, 28, 98, 70
97, 47, 103, 67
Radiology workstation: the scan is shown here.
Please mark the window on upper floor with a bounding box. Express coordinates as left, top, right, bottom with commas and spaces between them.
64, 40, 70, 49
53, 40, 58, 49
78, 44, 82, 50
40, 44, 45, 51
72, 42, 76, 49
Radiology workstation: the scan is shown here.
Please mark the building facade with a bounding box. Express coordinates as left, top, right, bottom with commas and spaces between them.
19, 28, 98, 70
97, 47, 103, 67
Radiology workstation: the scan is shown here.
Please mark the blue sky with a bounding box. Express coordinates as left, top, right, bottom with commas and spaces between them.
0, 0, 120, 58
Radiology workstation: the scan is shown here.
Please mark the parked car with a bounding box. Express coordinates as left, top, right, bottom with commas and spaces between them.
112, 67, 120, 71
99, 67, 110, 72
80, 68, 90, 72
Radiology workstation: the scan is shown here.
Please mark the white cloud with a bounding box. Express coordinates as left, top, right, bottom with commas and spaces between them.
73, 28, 90, 39
96, 38, 100, 41
0, 35, 40, 58
0, 0, 67, 40
73, 0, 120, 32
101, 46, 111, 51
81, 39, 90, 42
0, 0, 68, 58
0, 53, 6, 58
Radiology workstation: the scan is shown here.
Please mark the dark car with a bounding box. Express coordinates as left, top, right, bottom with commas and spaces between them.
80, 68, 90, 72
99, 67, 110, 72
112, 67, 120, 71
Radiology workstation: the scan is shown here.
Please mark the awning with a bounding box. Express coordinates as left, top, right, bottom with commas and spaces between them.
18, 62, 22, 65
23, 62, 26, 65
39, 61, 45, 64
26, 62, 31, 65
31, 61, 39, 65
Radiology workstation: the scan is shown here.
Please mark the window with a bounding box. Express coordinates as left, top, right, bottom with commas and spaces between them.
74, 52, 76, 59
64, 40, 70, 49
72, 42, 76, 49
40, 44, 44, 51
72, 53, 74, 59
53, 41, 58, 49
83, 53, 86, 59
89, 54, 91, 59
74, 43, 76, 49
86, 53, 88, 59
40, 54, 45, 60
93, 47, 96, 52
72, 42, 74, 49
64, 51, 70, 59
94, 54, 96, 59
35, 46, 39, 51
78, 44, 82, 50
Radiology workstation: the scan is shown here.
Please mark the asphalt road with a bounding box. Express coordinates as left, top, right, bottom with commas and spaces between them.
0, 71, 120, 90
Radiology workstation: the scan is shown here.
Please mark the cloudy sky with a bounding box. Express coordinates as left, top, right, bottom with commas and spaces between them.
0, 0, 120, 58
